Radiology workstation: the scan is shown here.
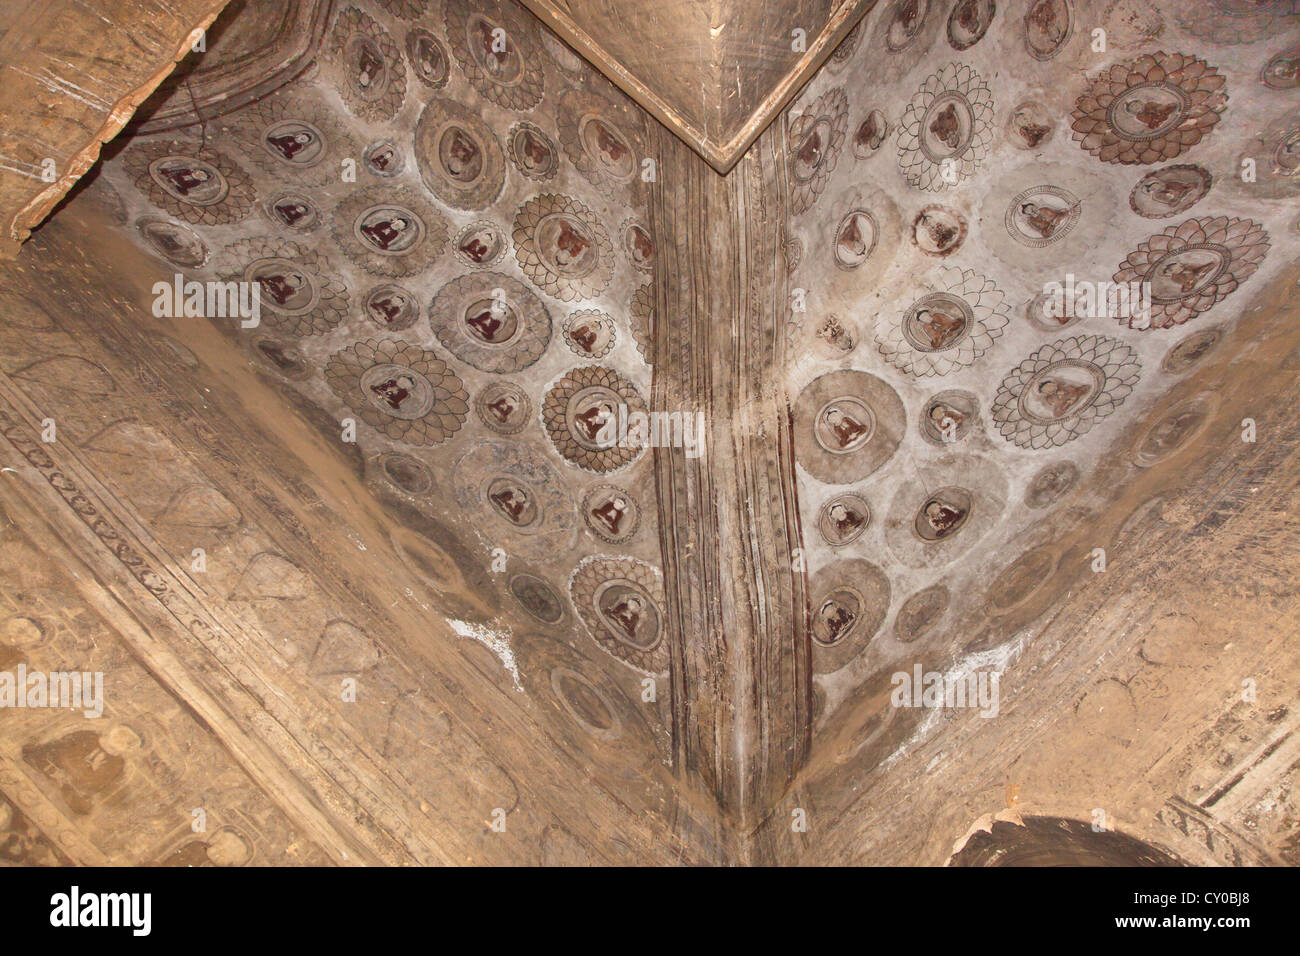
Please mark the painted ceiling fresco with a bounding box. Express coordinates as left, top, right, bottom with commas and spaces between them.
13, 0, 1300, 865
87, 0, 681, 809
783, 0, 1300, 733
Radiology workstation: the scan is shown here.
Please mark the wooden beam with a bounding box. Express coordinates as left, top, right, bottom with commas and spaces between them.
0, 0, 231, 256
650, 119, 812, 828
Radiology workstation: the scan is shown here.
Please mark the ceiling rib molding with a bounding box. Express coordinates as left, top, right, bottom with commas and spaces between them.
519, 0, 877, 174
129, 0, 337, 134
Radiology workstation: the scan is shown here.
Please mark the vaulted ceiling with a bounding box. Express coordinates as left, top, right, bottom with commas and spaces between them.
2, 0, 1300, 867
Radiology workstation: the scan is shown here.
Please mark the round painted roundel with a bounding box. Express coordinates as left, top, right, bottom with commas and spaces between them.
834, 210, 878, 269
124, 142, 254, 226
453, 221, 507, 267
1004, 186, 1082, 247
788, 87, 848, 215
582, 484, 639, 543
443, 2, 544, 111
362, 284, 418, 332
809, 560, 890, 673
817, 493, 871, 546
452, 442, 577, 560
1018, 360, 1107, 426
1111, 216, 1269, 329
415, 98, 506, 210
543, 365, 648, 473
138, 218, 208, 267
148, 156, 227, 206
569, 556, 666, 673
513, 194, 614, 301
428, 272, 552, 373
1129, 165, 1211, 219
233, 95, 358, 187
222, 236, 349, 336
1070, 53, 1226, 165
328, 8, 406, 122
507, 122, 559, 181
886, 0, 932, 52
324, 338, 468, 446
378, 452, 433, 495
794, 370, 906, 484
331, 187, 448, 278
879, 268, 1008, 377
406, 28, 449, 89
558, 89, 644, 194
913, 486, 973, 541
475, 381, 532, 434
992, 335, 1140, 449
898, 62, 994, 190
261, 120, 328, 167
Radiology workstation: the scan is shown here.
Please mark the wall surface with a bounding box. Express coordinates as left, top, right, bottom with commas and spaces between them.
0, 193, 724, 865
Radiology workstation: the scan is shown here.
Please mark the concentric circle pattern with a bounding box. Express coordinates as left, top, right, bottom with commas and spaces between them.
1070, 53, 1227, 165
324, 339, 468, 446
992, 336, 1140, 448
428, 272, 552, 373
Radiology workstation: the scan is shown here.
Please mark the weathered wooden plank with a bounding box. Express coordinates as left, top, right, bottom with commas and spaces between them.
0, 0, 230, 255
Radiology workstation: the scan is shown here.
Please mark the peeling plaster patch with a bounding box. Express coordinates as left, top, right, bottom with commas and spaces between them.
447, 617, 523, 692
882, 634, 1028, 770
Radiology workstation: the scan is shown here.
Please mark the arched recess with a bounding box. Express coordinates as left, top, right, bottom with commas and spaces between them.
946, 813, 1185, 867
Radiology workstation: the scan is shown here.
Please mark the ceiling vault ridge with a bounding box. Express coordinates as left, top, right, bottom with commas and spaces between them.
518, 0, 878, 173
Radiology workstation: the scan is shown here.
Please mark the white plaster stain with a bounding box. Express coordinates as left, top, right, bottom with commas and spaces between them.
446, 618, 523, 692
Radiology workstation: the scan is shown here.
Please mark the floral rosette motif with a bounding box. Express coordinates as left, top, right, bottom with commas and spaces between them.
219, 236, 349, 336
331, 186, 448, 278
877, 267, 1009, 377
123, 141, 255, 226
896, 62, 994, 191
562, 309, 617, 359
451, 441, 578, 560
324, 338, 469, 446
506, 121, 559, 182
444, 0, 544, 111
621, 218, 655, 273
788, 87, 848, 215
406, 28, 450, 90
1112, 216, 1269, 329
542, 365, 648, 473
556, 88, 647, 198
1070, 52, 1227, 165
414, 97, 507, 211
512, 193, 614, 301
629, 283, 655, 365
230, 91, 359, 187
327, 6, 406, 122
375, 0, 429, 19
427, 271, 553, 373
992, 335, 1141, 449
568, 555, 667, 673
1175, 0, 1300, 46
